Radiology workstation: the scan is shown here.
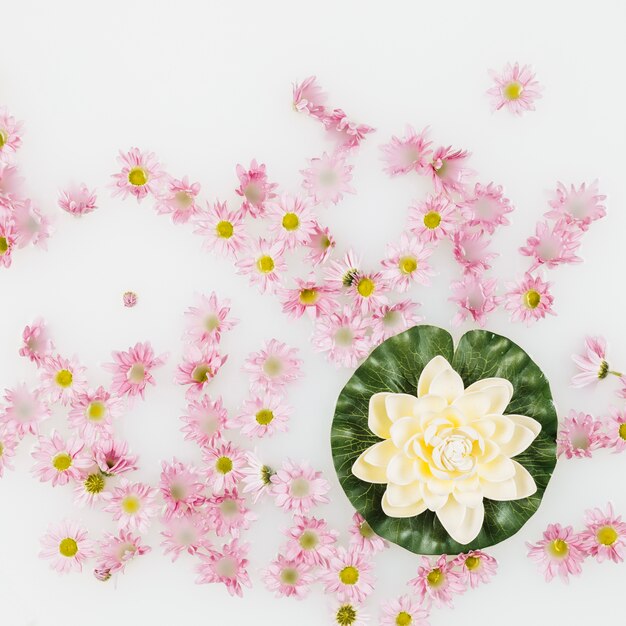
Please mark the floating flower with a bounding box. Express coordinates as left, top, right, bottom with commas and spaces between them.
284, 515, 338, 567
110, 147, 164, 201
503, 273, 556, 324
526, 523, 585, 582
160, 512, 211, 561
1, 383, 50, 438
270, 459, 330, 514
122, 291, 138, 307
426, 146, 472, 194
487, 62, 542, 115
301, 151, 355, 205
0, 428, 17, 477
39, 521, 96, 574
263, 554, 314, 599
68, 386, 122, 445
556, 410, 609, 459
160, 459, 206, 519
235, 160, 278, 218
19, 318, 54, 365
232, 393, 292, 438
180, 395, 228, 448
380, 595, 429, 626
408, 555, 466, 608
408, 194, 457, 243
381, 233, 434, 292
31, 431, 91, 486
349, 512, 387, 554
95, 530, 151, 577
203, 440, 247, 492
103, 479, 160, 533
305, 223, 336, 265
175, 345, 227, 398
452, 228, 498, 276
240, 451, 275, 503
606, 408, 626, 453
193, 200, 248, 257
370, 300, 423, 346
267, 194, 317, 250
571, 335, 616, 388
206, 488, 257, 538
0, 107, 23, 160
279, 276, 336, 319
154, 175, 201, 223
40, 354, 87, 405
196, 539, 251, 597
449, 274, 500, 327
322, 108, 375, 152
292, 76, 328, 118
545, 180, 606, 231
183, 292, 238, 345
93, 438, 138, 476
323, 546, 375, 604
451, 550, 498, 588
459, 182, 513, 233
58, 183, 98, 216
519, 220, 582, 271
235, 238, 287, 294
380, 125, 432, 177
243, 339, 302, 393
579, 502, 626, 563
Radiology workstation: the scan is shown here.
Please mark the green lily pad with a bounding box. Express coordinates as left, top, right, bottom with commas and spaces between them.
331, 325, 557, 555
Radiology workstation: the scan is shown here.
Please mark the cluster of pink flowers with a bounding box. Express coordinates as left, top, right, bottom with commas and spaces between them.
527, 503, 626, 582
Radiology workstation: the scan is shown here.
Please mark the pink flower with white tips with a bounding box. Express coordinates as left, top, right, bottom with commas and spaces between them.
284, 515, 339, 567
557, 410, 609, 459
203, 440, 247, 492
205, 488, 257, 537
519, 220, 583, 271
175, 345, 227, 398
293, 76, 328, 118
95, 530, 151, 577
231, 393, 292, 438
104, 341, 168, 400
0, 107, 24, 161
0, 219, 16, 268
546, 181, 606, 231
235, 160, 278, 218
155, 175, 201, 223
193, 200, 249, 257
93, 438, 138, 476
270, 459, 330, 514
31, 431, 91, 486
526, 523, 586, 582
40, 354, 87, 405
278, 276, 337, 319
349, 512, 387, 554
180, 395, 228, 448
160, 512, 211, 561
571, 335, 614, 388
103, 479, 160, 533
449, 274, 500, 327
408, 555, 466, 608
380, 595, 429, 626
57, 184, 98, 216
451, 550, 498, 588
579, 502, 626, 563
267, 194, 317, 249
503, 273, 556, 324
263, 554, 314, 599
1, 383, 50, 438
370, 300, 423, 346
235, 238, 287, 294
487, 62, 542, 115
240, 451, 275, 503
301, 151, 355, 206
0, 428, 18, 476
196, 540, 251, 597
322, 108, 375, 152
459, 182, 514, 233
39, 520, 96, 574
426, 146, 473, 194
452, 228, 498, 276
323, 546, 375, 604
19, 318, 54, 366
381, 233, 434, 291
380, 125, 432, 176
243, 339, 302, 393
183, 292, 238, 345
110, 147, 165, 202
408, 193, 457, 243
68, 386, 123, 445
160, 459, 206, 519
312, 305, 371, 368
606, 408, 626, 453
305, 223, 336, 265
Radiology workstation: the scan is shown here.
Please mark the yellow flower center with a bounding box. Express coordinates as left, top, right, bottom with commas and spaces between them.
619, 423, 626, 441
396, 612, 413, 626
204, 314, 220, 331
174, 191, 193, 208
216, 456, 233, 474
216, 220, 234, 239
244, 183, 261, 204
336, 605, 357, 626
465, 555, 481, 570
220, 498, 238, 516
0, 442, 4, 456
0, 129, 6, 149
52, 452, 72, 472
282, 212, 300, 231
263, 356, 282, 377
399, 256, 418, 274
426, 568, 445, 588
122, 495, 141, 515
523, 289, 541, 309
280, 567, 299, 585
59, 537, 78, 558
84, 473, 105, 494
359, 521, 375, 538
503, 81, 524, 101
339, 565, 359, 585
169, 483, 185, 501
255, 409, 274, 425
87, 401, 106, 422
356, 277, 375, 297
55, 369, 73, 388
191, 364, 211, 383
320, 235, 331, 249
290, 477, 310, 497
335, 327, 354, 347
256, 255, 275, 274
0, 237, 8, 255
299, 288, 318, 305
128, 363, 145, 383
597, 526, 618, 546
128, 167, 148, 186
548, 538, 569, 558
423, 211, 441, 229
299, 530, 318, 550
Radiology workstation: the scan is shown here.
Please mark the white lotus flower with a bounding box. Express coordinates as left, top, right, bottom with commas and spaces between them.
352, 355, 541, 545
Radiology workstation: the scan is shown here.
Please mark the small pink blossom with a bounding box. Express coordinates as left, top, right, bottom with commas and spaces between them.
519, 220, 583, 271
160, 459, 206, 519
196, 539, 251, 597
293, 76, 328, 119
58, 184, 98, 216
232, 393, 292, 438
235, 238, 287, 294
571, 336, 613, 388
40, 354, 87, 405
459, 182, 514, 233
278, 276, 337, 319
270, 459, 330, 514
380, 595, 429, 626
452, 228, 498, 276
301, 151, 355, 205
1, 383, 50, 438
380, 125, 432, 177
0, 428, 18, 476
240, 451, 275, 503
0, 162, 23, 199
95, 529, 151, 577
19, 318, 54, 365
349, 271, 389, 312
243, 339, 302, 393
382, 233, 434, 291
579, 502, 626, 563
93, 438, 138, 476
175, 345, 227, 398
323, 546, 375, 604
0, 107, 24, 161
0, 218, 16, 268
183, 292, 238, 345
305, 223, 336, 266
160, 512, 211, 561
193, 200, 248, 257
488, 62, 542, 115
349, 512, 387, 554
503, 273, 556, 324
205, 488, 257, 537
556, 410, 610, 459
39, 520, 96, 574
451, 550, 498, 588
122, 291, 137, 308
180, 395, 228, 448
606, 408, 626, 453
263, 554, 314, 599
449, 274, 500, 327
103, 479, 160, 533
203, 440, 247, 492
526, 523, 586, 582
12, 199, 51, 250
408, 555, 466, 608
408, 193, 457, 243
154, 175, 201, 223
68, 386, 122, 445
110, 147, 165, 202
322, 108, 375, 152
31, 431, 91, 486
235, 160, 278, 218
370, 300, 423, 346
267, 194, 317, 250
284, 515, 339, 567
426, 146, 473, 194
545, 181, 606, 230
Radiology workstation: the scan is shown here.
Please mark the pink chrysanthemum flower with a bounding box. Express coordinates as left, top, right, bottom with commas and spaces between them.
426, 146, 473, 194
19, 318, 54, 366
370, 300, 423, 346
451, 550, 498, 588
243, 339, 302, 393
408, 555, 466, 608
58, 184, 98, 216
31, 431, 91, 486
240, 451, 275, 503
606, 408, 626, 453
205, 488, 257, 538
95, 529, 151, 578
503, 273, 555, 324
279, 276, 337, 319
487, 62, 542, 115
556, 410, 609, 459
68, 386, 122, 445
39, 354, 87, 405
322, 108, 375, 152
104, 341, 168, 400
0, 219, 16, 268
331, 603, 369, 626
301, 151, 355, 206
293, 76, 328, 118
196, 539, 252, 597
270, 459, 330, 515
110, 147, 164, 202
235, 160, 278, 218
0, 107, 24, 161
380, 125, 432, 177
284, 515, 339, 567
0, 428, 18, 476
180, 395, 228, 448
12, 199, 51, 251
459, 182, 514, 234
349, 271, 389, 313
263, 554, 314, 599
160, 459, 206, 519
579, 503, 626, 563
571, 335, 614, 388
380, 595, 429, 626
323, 546, 375, 604
160, 512, 211, 561
312, 305, 371, 368
349, 513, 387, 554
103, 479, 159, 533
93, 438, 138, 476
194, 200, 248, 257
519, 220, 583, 271
449, 275, 500, 327
0, 162, 24, 199
453, 228, 498, 276
1, 383, 50, 438
232, 393, 292, 438
73, 468, 109, 507
123, 290, 137, 307
203, 440, 247, 492
267, 194, 317, 250
305, 223, 336, 266
545, 181, 606, 231
183, 292, 238, 345
235, 238, 287, 294
154, 175, 201, 223
381, 233, 434, 291
39, 520, 96, 574
408, 194, 457, 243
175, 345, 227, 398
325, 249, 362, 291
526, 523, 586, 582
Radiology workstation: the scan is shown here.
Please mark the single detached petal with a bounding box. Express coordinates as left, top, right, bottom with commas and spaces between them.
417, 355, 452, 397
368, 392, 392, 439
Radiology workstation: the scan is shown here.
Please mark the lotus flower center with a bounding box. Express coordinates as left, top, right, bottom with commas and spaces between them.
548, 538, 569, 558
87, 401, 106, 421
55, 369, 73, 388
339, 566, 359, 585
282, 212, 300, 231
433, 434, 475, 472
299, 288, 318, 305
280, 567, 299, 585
59, 537, 78, 558
128, 167, 148, 186
216, 220, 233, 239
53, 452, 72, 471
399, 256, 418, 274
504, 81, 523, 100
597, 526, 618, 546
423, 211, 441, 229
299, 530, 319, 550
523, 289, 541, 309
256, 255, 275, 273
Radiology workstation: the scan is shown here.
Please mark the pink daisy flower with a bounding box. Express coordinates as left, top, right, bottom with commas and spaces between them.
571, 335, 614, 388
556, 410, 610, 459
103, 479, 160, 533
301, 151, 355, 206
380, 595, 429, 626
331, 603, 369, 626
278, 276, 337, 319
526, 523, 586, 582
519, 220, 583, 271
322, 108, 375, 152
270, 459, 330, 515
579, 502, 626, 563
180, 395, 228, 448
1, 383, 50, 438
452, 228, 498, 276
31, 431, 91, 486
73, 468, 110, 507
175, 345, 227, 398
0, 107, 24, 161
370, 300, 423, 346
39, 520, 96, 574
39, 354, 87, 405
293, 76, 328, 118
503, 273, 555, 324
324, 249, 362, 291
459, 182, 514, 233
348, 270, 389, 313
545, 181, 606, 231
104, 341, 168, 400
426, 146, 473, 194
449, 274, 500, 327
284, 515, 338, 566
19, 318, 54, 366
381, 233, 434, 291
231, 393, 292, 438
349, 512, 387, 554
123, 291, 137, 307
263, 554, 314, 599
95, 530, 151, 578
67, 386, 122, 445
451, 550, 498, 588
193, 200, 248, 257
408, 555, 466, 608
323, 546, 375, 604
312, 305, 371, 368
160, 512, 211, 561
267, 194, 317, 250
205, 488, 257, 538
93, 438, 138, 476
196, 539, 251, 597
154, 175, 201, 223
58, 184, 98, 216
487, 62, 542, 115
240, 451, 275, 503
235, 159, 278, 218
202, 440, 247, 492
305, 223, 336, 266
0, 218, 16, 268
408, 194, 457, 243
110, 147, 164, 202
183, 292, 238, 345
0, 428, 18, 476
235, 238, 287, 294
606, 408, 626, 453
380, 125, 432, 177
160, 458, 206, 519
243, 339, 302, 393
